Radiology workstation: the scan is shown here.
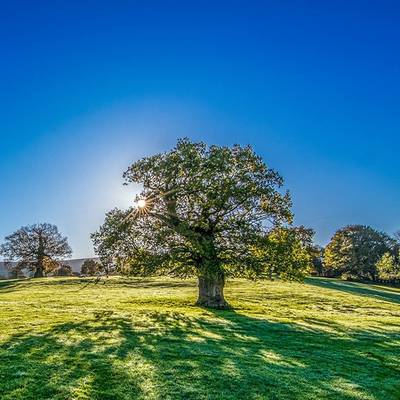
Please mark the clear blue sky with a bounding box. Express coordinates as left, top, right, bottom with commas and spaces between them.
1, 1, 399, 258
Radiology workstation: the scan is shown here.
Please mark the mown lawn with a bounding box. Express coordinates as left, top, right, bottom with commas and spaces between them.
0, 277, 399, 400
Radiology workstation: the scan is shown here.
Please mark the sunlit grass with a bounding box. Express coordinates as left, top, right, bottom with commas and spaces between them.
0, 276, 399, 399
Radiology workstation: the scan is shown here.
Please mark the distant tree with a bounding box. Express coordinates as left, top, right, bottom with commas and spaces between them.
289, 226, 323, 275
43, 256, 60, 276
5, 261, 25, 279
376, 253, 400, 282
392, 230, 400, 259
53, 264, 73, 277
290, 226, 315, 249
0, 223, 72, 278
394, 230, 400, 244
92, 139, 308, 309
324, 225, 395, 281
255, 227, 312, 281
81, 259, 102, 276
308, 245, 324, 276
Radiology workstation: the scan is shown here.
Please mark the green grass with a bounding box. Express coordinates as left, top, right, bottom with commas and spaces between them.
0, 277, 399, 400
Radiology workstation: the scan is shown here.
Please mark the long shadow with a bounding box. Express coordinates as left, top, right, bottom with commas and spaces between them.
0, 309, 399, 399
0, 277, 82, 293
0, 279, 26, 292
306, 278, 400, 305
0, 277, 197, 293
109, 278, 196, 289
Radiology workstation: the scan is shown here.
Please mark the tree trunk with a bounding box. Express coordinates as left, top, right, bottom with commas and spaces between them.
34, 263, 44, 278
196, 276, 230, 309
34, 240, 45, 278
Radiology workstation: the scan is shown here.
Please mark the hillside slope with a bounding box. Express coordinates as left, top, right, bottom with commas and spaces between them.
0, 277, 399, 400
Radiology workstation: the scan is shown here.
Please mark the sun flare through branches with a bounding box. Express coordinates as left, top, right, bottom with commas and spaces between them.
137, 199, 147, 209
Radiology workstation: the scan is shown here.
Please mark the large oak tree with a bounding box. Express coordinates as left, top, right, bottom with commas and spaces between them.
92, 139, 309, 308
1, 223, 72, 278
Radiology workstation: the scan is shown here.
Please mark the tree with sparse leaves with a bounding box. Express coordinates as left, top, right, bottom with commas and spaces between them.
92, 139, 310, 308
1, 223, 72, 278
324, 225, 395, 281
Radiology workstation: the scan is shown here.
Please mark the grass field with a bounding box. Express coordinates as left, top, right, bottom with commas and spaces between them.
0, 277, 399, 400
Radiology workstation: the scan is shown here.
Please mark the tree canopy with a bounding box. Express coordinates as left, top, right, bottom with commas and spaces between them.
323, 225, 395, 281
256, 226, 312, 281
1, 223, 72, 278
81, 259, 103, 276
93, 138, 311, 308
376, 252, 400, 282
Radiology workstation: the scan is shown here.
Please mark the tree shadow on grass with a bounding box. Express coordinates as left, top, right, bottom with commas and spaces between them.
110, 279, 196, 290
0, 279, 17, 289
0, 277, 197, 294
0, 309, 399, 400
306, 278, 400, 305
0, 279, 27, 292
0, 278, 84, 294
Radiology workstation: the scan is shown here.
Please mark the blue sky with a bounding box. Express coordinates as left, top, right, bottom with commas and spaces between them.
1, 1, 399, 258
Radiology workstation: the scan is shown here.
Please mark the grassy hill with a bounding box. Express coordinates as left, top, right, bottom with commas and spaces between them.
0, 277, 399, 400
